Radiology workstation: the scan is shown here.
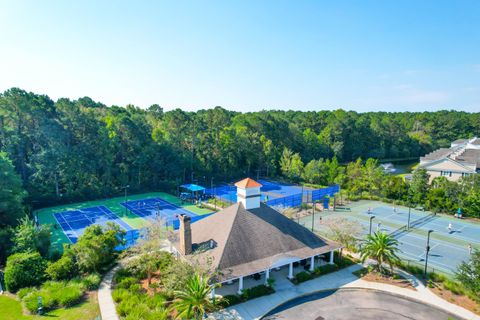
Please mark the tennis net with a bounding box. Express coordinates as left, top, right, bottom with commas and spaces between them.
409, 212, 436, 229
389, 225, 407, 238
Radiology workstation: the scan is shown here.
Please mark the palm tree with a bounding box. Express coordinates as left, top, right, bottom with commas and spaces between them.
360, 232, 400, 274
172, 273, 216, 320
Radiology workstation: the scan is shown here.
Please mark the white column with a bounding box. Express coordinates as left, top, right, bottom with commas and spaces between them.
288, 262, 294, 279
329, 250, 334, 264
309, 256, 315, 271
237, 276, 243, 295
210, 287, 215, 299
265, 268, 270, 285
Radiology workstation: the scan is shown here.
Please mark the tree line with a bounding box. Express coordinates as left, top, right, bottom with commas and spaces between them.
279, 148, 480, 218
1, 87, 480, 222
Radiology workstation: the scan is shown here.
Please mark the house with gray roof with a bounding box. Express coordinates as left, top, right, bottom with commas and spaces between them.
418, 137, 480, 182
170, 178, 341, 297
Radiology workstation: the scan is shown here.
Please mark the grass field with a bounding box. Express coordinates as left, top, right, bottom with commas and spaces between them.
36, 191, 213, 252
0, 293, 100, 320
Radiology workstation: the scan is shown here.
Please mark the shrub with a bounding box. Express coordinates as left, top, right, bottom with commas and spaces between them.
294, 271, 313, 283
42, 280, 65, 292
114, 267, 134, 284
241, 284, 274, 300
352, 267, 369, 278
117, 277, 139, 289
145, 294, 166, 309
313, 264, 338, 276
23, 291, 42, 313
443, 279, 465, 295
56, 285, 83, 307
17, 287, 35, 299
20, 280, 86, 313
82, 273, 102, 290
122, 303, 150, 320
112, 288, 130, 303
4, 252, 47, 292
117, 295, 142, 317
23, 290, 56, 314
334, 253, 356, 268
0, 227, 13, 266
48, 249, 63, 262
45, 250, 77, 280
219, 294, 243, 307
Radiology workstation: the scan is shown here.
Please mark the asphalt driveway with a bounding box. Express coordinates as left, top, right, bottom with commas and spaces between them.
262, 288, 464, 320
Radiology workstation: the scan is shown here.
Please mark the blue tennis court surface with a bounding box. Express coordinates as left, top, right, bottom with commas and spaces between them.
206, 179, 306, 203
121, 197, 201, 225
54, 206, 133, 244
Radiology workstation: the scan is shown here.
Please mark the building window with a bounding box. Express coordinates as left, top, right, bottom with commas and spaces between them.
441, 171, 452, 177
462, 173, 470, 177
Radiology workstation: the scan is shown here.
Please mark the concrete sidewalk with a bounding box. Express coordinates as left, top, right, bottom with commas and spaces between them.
98, 265, 120, 320
98, 241, 172, 320
209, 264, 480, 320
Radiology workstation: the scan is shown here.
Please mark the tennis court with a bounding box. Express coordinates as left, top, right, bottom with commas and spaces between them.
54, 206, 133, 244
362, 205, 480, 245
121, 197, 201, 225
306, 200, 480, 274
206, 179, 307, 203
347, 214, 473, 274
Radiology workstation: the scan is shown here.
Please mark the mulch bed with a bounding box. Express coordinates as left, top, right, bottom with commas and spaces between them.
430, 283, 480, 315
356, 270, 415, 291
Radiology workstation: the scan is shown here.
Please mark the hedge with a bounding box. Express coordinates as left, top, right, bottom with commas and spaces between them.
219, 284, 275, 308
4, 252, 47, 292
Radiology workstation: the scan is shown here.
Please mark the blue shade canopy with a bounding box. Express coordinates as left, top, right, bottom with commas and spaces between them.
180, 184, 206, 192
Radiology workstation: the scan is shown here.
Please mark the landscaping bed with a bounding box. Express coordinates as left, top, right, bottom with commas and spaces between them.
397, 262, 480, 315
218, 284, 275, 308
0, 291, 100, 320
291, 253, 358, 285
352, 267, 415, 290
429, 283, 480, 315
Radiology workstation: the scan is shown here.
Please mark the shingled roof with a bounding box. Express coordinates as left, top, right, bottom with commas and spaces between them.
172, 202, 341, 281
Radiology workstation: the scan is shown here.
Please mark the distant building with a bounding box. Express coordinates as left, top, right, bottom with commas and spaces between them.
418, 137, 480, 182
170, 178, 341, 297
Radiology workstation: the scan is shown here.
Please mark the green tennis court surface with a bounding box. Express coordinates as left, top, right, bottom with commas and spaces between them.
36, 191, 213, 252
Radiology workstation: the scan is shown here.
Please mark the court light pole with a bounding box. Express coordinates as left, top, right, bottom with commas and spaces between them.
424, 229, 434, 279
311, 200, 316, 232
407, 194, 412, 230
369, 216, 375, 235
123, 185, 130, 215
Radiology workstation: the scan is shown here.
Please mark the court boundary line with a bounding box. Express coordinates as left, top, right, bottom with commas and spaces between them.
53, 212, 78, 244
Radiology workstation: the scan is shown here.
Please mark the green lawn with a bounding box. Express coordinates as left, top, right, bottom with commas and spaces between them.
36, 191, 214, 252
0, 293, 100, 320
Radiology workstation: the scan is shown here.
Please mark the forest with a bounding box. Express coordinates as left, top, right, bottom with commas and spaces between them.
1, 87, 480, 226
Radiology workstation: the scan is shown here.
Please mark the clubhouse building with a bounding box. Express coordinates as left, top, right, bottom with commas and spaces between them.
419, 137, 480, 182
170, 178, 341, 296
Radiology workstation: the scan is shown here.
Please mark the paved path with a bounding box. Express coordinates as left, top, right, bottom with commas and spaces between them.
210, 264, 480, 320
98, 264, 120, 320
98, 240, 172, 320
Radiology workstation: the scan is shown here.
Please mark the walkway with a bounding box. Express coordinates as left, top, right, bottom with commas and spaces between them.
98, 265, 120, 320
97, 240, 172, 320
209, 264, 480, 320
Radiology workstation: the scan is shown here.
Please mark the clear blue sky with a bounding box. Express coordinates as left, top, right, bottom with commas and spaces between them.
1, 1, 479, 112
